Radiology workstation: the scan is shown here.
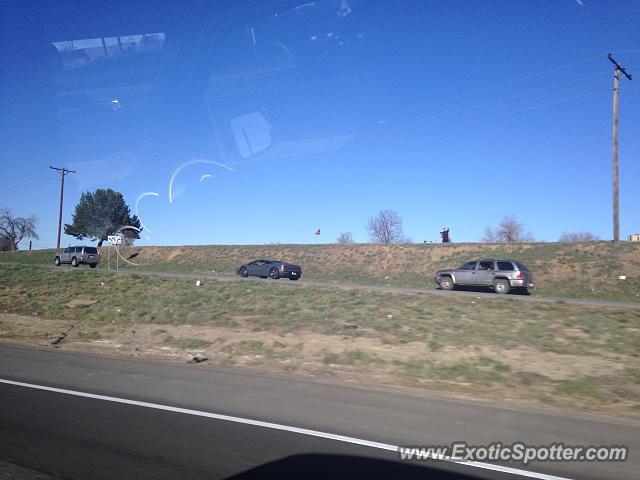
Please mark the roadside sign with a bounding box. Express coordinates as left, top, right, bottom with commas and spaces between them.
107, 235, 122, 245
107, 235, 122, 270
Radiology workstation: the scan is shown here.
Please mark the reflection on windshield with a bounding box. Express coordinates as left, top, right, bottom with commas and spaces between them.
1, 3, 640, 480
1, 0, 638, 246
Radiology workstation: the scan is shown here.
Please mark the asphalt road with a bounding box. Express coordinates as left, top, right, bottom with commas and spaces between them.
0, 345, 638, 480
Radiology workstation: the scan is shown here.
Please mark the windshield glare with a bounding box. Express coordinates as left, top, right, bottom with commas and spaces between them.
1, 2, 639, 479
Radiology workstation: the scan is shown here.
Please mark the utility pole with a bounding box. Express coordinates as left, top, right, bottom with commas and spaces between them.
50, 166, 76, 249
608, 54, 632, 242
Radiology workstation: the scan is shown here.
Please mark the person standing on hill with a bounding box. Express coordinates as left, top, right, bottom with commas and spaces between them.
440, 227, 451, 243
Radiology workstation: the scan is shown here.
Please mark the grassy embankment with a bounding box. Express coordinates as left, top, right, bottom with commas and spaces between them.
2, 241, 639, 301
1, 263, 639, 417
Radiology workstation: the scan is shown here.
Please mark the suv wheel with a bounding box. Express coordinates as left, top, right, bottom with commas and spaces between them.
54, 257, 61, 266
71, 257, 79, 267
440, 277, 455, 290
493, 278, 510, 294
90, 263, 97, 269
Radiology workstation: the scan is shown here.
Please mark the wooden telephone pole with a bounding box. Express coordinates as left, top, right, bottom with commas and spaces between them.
608, 54, 632, 242
50, 166, 76, 249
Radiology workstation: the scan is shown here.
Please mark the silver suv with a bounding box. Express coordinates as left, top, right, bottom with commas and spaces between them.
54, 246, 100, 268
435, 259, 534, 294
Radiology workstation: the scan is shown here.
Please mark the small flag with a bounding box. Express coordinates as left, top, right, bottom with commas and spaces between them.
315, 228, 321, 235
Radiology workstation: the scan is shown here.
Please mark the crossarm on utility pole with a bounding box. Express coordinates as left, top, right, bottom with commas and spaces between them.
608, 54, 633, 80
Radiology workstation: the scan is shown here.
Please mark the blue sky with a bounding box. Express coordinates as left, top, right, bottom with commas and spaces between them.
1, 0, 639, 248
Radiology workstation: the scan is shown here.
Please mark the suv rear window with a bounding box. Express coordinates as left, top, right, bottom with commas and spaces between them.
515, 262, 529, 272
497, 261, 514, 271
84, 247, 98, 254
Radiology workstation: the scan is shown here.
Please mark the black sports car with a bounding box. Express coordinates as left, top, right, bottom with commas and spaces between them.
236, 260, 302, 280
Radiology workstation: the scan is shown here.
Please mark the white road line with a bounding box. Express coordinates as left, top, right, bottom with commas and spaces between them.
0, 378, 571, 480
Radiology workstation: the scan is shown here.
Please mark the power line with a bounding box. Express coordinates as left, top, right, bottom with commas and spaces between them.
428, 78, 610, 126
367, 53, 609, 125
0, 175, 54, 196
0, 177, 51, 201
471, 72, 609, 105
376, 79, 611, 134
50, 166, 76, 249
360, 51, 640, 132
454, 87, 609, 125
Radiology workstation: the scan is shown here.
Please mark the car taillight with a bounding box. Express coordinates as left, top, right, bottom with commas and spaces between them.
281, 264, 288, 270
516, 272, 523, 279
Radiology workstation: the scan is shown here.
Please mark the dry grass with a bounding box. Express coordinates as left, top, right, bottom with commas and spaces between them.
1, 263, 639, 417
2, 241, 639, 301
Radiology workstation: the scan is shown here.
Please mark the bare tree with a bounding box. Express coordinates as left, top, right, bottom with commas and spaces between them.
337, 232, 354, 244
366, 209, 404, 244
482, 215, 534, 243
0, 208, 39, 251
558, 231, 599, 242
0, 236, 12, 252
